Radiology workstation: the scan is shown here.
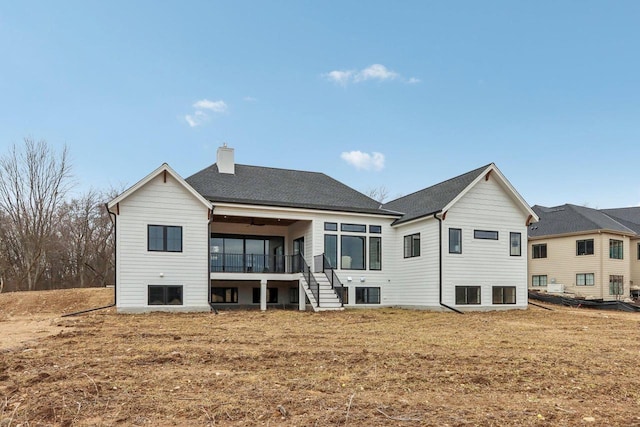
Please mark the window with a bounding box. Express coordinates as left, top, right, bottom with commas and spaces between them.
324, 222, 337, 231
449, 228, 462, 254
576, 273, 595, 286
492, 286, 516, 304
404, 233, 420, 258
355, 287, 380, 304
532, 244, 547, 259
290, 287, 299, 304
369, 237, 382, 270
324, 235, 338, 268
148, 225, 182, 252
577, 239, 594, 256
638, 243, 640, 260
341, 235, 365, 270
369, 225, 382, 234
610, 239, 623, 259
532, 275, 547, 287
252, 287, 278, 304
609, 275, 624, 296
211, 287, 238, 303
148, 285, 183, 305
455, 286, 480, 304
474, 230, 498, 240
510, 232, 521, 256
341, 223, 366, 233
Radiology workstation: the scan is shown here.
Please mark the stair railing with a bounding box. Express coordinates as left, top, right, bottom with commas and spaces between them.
299, 254, 320, 307
314, 254, 345, 306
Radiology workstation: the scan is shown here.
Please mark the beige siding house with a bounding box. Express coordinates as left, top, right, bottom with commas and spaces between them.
528, 204, 640, 301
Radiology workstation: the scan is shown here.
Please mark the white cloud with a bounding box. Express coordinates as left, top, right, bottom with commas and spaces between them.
243, 96, 258, 102
341, 151, 385, 171
183, 98, 227, 128
324, 70, 355, 86
185, 110, 208, 128
355, 64, 398, 82
193, 99, 227, 112
324, 64, 417, 86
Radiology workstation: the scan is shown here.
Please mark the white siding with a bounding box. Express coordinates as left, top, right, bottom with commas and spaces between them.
115, 173, 210, 312
442, 176, 529, 310
390, 219, 440, 307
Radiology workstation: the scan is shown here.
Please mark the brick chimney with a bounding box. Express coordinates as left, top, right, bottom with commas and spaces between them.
217, 143, 235, 174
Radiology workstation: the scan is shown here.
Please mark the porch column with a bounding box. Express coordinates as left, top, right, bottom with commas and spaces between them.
260, 279, 267, 311
298, 280, 305, 311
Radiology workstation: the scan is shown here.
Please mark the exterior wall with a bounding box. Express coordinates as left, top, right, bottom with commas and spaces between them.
115, 173, 210, 312
390, 218, 439, 307
529, 232, 631, 301
630, 239, 640, 295
442, 175, 530, 310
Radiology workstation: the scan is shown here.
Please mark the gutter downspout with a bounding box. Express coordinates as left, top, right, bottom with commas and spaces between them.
63, 204, 117, 317
434, 212, 463, 314
106, 203, 117, 307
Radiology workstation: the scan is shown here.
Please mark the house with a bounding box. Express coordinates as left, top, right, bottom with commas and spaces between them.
528, 204, 640, 300
107, 145, 537, 313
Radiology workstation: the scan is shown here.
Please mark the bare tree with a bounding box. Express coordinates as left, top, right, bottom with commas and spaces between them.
52, 189, 115, 288
0, 138, 72, 291
365, 185, 390, 203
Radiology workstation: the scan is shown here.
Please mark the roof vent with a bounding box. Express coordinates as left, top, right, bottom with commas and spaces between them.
217, 144, 235, 174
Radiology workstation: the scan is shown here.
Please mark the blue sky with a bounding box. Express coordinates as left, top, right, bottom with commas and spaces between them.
1, 1, 639, 208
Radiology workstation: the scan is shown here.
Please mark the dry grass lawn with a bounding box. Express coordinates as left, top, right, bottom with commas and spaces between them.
1, 288, 640, 426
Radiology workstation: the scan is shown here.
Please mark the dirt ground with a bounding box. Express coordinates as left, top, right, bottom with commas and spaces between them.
2, 289, 640, 426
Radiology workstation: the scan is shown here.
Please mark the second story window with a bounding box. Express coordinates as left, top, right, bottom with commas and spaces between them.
148, 225, 182, 252
404, 233, 420, 258
532, 244, 547, 259
510, 232, 521, 256
576, 239, 594, 256
609, 239, 623, 259
449, 228, 462, 254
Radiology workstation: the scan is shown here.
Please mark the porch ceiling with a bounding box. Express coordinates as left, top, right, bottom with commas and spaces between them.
212, 214, 298, 227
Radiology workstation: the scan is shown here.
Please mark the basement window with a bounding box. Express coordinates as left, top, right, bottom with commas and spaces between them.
355, 287, 380, 304
252, 287, 278, 304
148, 285, 183, 305
492, 286, 516, 304
455, 286, 480, 305
211, 287, 238, 303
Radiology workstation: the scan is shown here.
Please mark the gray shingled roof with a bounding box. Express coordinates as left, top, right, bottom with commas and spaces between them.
382, 164, 491, 225
186, 164, 395, 215
529, 204, 636, 237
600, 207, 640, 234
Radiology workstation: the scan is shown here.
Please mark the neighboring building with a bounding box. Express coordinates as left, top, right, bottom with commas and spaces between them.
528, 204, 640, 301
107, 145, 537, 313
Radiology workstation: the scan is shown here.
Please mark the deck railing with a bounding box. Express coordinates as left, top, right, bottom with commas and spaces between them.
210, 253, 302, 274
300, 254, 319, 307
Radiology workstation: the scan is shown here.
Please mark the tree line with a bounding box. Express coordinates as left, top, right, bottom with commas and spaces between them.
0, 138, 115, 293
